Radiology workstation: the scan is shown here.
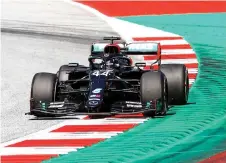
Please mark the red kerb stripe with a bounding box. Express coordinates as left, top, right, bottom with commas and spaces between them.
113, 113, 144, 118
6, 139, 104, 147
77, 1, 226, 17
189, 73, 197, 79
161, 44, 191, 49
199, 151, 226, 163
51, 124, 137, 132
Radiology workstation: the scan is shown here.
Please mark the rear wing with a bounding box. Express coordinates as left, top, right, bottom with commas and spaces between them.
91, 43, 126, 55
125, 42, 161, 69
91, 42, 161, 55
91, 41, 161, 67
124, 42, 161, 55
90, 37, 162, 69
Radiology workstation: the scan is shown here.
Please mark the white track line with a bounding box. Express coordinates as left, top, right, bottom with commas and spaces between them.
63, 0, 180, 42
109, 17, 181, 39
1, 147, 84, 155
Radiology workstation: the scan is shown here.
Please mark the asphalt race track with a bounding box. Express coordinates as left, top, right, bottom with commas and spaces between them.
1, 0, 119, 143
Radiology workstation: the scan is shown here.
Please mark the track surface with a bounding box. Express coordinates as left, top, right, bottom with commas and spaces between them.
3, 1, 225, 163
1, 0, 118, 143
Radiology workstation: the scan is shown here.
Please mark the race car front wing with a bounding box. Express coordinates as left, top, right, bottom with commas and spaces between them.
25, 99, 162, 117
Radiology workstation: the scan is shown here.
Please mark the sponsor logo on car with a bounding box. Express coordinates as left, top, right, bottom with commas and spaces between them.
89, 101, 98, 105
126, 104, 142, 108
90, 94, 101, 98
92, 88, 102, 93
125, 101, 142, 104
125, 101, 142, 108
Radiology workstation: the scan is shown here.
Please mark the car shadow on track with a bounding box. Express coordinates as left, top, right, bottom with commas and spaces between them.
28, 112, 178, 120
28, 105, 191, 121
29, 117, 82, 120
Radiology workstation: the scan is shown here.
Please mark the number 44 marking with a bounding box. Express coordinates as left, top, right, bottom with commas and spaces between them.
92, 70, 111, 76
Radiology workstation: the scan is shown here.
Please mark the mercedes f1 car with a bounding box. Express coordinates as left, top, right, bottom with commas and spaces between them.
26, 37, 189, 118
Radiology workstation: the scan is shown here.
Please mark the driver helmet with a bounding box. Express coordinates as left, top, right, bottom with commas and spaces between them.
104, 45, 120, 69
104, 45, 120, 56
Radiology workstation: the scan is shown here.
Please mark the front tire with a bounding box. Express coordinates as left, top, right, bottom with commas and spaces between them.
30, 72, 56, 117
140, 71, 168, 117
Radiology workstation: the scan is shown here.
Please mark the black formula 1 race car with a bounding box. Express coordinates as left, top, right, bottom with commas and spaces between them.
26, 37, 189, 118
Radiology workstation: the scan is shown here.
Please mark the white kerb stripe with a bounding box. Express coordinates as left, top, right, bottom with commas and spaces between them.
74, 115, 88, 119
0, 147, 84, 155
145, 59, 198, 64
1, 116, 147, 150
0, 118, 147, 148
28, 132, 121, 140
103, 118, 148, 123
162, 49, 195, 54
188, 69, 198, 73
189, 79, 196, 83
134, 39, 189, 45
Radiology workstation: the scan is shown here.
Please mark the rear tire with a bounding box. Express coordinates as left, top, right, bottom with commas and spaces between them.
140, 71, 168, 117
160, 64, 189, 105
30, 72, 56, 117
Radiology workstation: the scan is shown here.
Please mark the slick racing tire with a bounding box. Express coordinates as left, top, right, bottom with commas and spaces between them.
140, 71, 168, 117
30, 73, 57, 117
160, 64, 189, 105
